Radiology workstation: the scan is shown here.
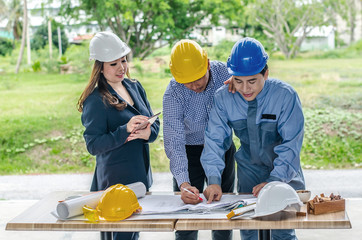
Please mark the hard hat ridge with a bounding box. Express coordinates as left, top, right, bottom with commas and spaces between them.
227, 37, 268, 76
89, 32, 131, 62
169, 39, 208, 84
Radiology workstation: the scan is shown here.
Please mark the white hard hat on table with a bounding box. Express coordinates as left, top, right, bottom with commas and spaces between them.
89, 31, 131, 62
251, 181, 302, 218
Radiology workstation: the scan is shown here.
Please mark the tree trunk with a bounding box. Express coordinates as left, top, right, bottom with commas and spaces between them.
48, 20, 52, 59
26, 21, 31, 65
15, 0, 27, 74
348, 0, 357, 43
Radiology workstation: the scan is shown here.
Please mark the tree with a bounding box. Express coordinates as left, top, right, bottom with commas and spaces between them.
215, 0, 275, 51
323, 0, 360, 45
248, 0, 328, 58
1, 0, 23, 41
15, 0, 27, 73
60, 0, 235, 59
31, 19, 69, 54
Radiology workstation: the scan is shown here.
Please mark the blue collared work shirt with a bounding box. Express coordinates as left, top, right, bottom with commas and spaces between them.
201, 78, 305, 192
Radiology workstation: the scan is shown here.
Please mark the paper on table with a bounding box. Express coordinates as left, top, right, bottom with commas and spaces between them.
54, 182, 146, 220
137, 194, 257, 215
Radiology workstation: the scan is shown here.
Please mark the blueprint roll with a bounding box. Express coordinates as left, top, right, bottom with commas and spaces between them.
56, 182, 146, 219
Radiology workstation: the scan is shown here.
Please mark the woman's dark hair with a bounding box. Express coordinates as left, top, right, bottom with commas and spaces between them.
77, 60, 133, 112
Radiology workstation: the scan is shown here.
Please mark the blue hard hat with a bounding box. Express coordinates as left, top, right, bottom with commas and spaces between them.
227, 37, 269, 76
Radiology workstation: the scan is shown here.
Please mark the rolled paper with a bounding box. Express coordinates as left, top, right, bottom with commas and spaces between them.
56, 182, 146, 219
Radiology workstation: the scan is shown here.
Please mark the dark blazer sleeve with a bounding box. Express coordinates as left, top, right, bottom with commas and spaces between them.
137, 81, 160, 143
81, 93, 129, 155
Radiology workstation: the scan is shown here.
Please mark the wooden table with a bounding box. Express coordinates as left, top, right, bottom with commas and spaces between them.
176, 205, 351, 240
5, 191, 175, 232
6, 191, 351, 240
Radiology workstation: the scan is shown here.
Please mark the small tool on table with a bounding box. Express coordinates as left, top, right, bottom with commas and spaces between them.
227, 202, 256, 219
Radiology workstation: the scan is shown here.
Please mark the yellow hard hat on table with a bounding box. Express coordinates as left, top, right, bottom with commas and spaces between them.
169, 39, 208, 84
83, 184, 142, 222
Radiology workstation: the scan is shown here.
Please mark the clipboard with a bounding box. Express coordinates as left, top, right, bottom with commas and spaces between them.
125, 112, 160, 143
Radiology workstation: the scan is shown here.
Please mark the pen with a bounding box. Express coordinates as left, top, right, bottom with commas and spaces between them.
181, 187, 203, 201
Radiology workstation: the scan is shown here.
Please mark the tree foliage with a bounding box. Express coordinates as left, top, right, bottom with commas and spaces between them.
217, 0, 274, 51
59, 0, 239, 59
247, 0, 328, 58
323, 0, 360, 44
1, 0, 23, 40
31, 19, 69, 54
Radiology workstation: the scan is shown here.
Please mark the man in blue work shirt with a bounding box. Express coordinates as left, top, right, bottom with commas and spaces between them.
163, 39, 235, 240
201, 37, 305, 240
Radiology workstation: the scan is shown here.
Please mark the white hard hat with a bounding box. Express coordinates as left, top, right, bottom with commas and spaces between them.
89, 32, 131, 62
251, 181, 302, 218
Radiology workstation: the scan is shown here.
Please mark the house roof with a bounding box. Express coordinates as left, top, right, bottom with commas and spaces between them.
295, 25, 334, 37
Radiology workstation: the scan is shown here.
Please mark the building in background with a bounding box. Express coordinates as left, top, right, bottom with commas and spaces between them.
27, 0, 99, 44
295, 26, 335, 51
0, 0, 99, 44
192, 18, 243, 46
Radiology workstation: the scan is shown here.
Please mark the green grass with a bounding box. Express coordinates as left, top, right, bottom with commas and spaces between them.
0, 54, 361, 175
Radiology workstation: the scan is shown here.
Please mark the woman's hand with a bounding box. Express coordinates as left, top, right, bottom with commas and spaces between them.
126, 122, 151, 141
126, 115, 149, 133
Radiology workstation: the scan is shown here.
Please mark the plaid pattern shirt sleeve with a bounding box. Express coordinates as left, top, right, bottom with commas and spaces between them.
163, 86, 189, 186
162, 61, 231, 187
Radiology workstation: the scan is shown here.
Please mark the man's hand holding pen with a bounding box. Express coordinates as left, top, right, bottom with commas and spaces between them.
180, 183, 203, 204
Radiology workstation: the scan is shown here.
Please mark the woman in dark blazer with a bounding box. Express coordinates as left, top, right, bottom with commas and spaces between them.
77, 32, 159, 240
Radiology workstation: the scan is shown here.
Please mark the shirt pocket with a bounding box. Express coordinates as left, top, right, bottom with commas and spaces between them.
230, 119, 248, 143
259, 121, 280, 146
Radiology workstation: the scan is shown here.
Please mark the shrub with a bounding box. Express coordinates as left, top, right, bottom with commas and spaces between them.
205, 40, 235, 62
32, 61, 41, 72
31, 19, 69, 54
59, 56, 68, 64
62, 43, 92, 73
0, 37, 13, 56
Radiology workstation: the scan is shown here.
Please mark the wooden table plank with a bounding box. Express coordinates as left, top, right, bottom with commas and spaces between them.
175, 205, 351, 230
6, 220, 176, 232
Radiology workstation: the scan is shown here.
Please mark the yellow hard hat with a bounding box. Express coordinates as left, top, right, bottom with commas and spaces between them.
83, 184, 142, 222
169, 39, 208, 84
